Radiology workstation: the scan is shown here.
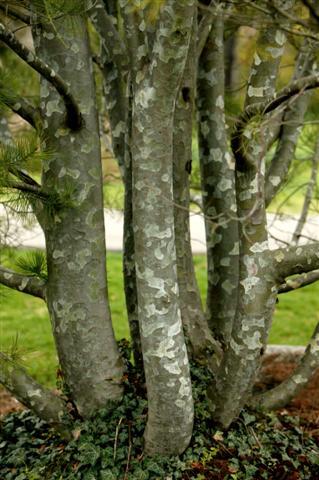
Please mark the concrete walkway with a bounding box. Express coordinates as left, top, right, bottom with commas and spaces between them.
1, 206, 319, 253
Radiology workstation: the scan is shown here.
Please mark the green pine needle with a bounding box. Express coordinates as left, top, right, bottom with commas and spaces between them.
16, 250, 48, 280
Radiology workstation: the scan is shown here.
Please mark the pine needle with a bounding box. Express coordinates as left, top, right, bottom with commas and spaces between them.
16, 250, 47, 280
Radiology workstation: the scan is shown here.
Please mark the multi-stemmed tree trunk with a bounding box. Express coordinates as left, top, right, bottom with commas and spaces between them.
1, 0, 319, 456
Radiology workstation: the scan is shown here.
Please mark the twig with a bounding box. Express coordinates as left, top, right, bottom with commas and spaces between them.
113, 416, 124, 461
124, 422, 132, 480
0, 23, 82, 130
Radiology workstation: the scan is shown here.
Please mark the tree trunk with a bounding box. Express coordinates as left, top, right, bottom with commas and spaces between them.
198, 11, 239, 346
33, 15, 123, 417
173, 15, 220, 364
131, 1, 195, 455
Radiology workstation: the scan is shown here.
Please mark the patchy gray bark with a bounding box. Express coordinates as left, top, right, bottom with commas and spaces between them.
252, 322, 319, 410
131, 0, 195, 455
33, 15, 123, 417
198, 9, 239, 346
0, 266, 46, 299
173, 15, 220, 365
0, 353, 72, 438
265, 50, 314, 206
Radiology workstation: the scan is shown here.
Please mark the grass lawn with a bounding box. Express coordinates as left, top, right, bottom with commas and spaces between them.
1, 251, 318, 387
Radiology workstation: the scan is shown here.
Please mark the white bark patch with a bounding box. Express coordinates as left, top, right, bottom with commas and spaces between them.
112, 121, 125, 138
229, 242, 239, 255
210, 148, 223, 163
254, 52, 261, 66
27, 52, 35, 62
4, 273, 13, 280
52, 250, 64, 259
19, 277, 29, 291
135, 86, 156, 109
205, 68, 218, 86
250, 241, 269, 253
46, 99, 64, 116
29, 389, 42, 398
275, 30, 286, 46
269, 175, 281, 186
225, 152, 235, 170
240, 276, 259, 293
266, 46, 284, 59
154, 247, 164, 260
168, 320, 182, 337
200, 121, 210, 137
218, 178, 232, 192
293, 374, 305, 384
247, 86, 264, 97
144, 225, 172, 239
243, 330, 262, 350
250, 176, 258, 194
216, 95, 224, 109
274, 250, 285, 263
220, 257, 231, 267
222, 279, 235, 294
230, 338, 244, 355
310, 337, 319, 354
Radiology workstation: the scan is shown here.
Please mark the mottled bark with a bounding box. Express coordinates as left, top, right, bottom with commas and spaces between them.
131, 1, 195, 455
33, 15, 124, 417
273, 242, 319, 279
0, 266, 46, 299
206, 18, 289, 426
0, 353, 72, 438
1, 96, 41, 130
0, 22, 82, 130
173, 16, 220, 364
197, 10, 239, 345
0, 116, 11, 144
208, 163, 277, 426
244, 23, 287, 109
278, 269, 319, 293
123, 84, 143, 371
252, 322, 319, 410
89, 0, 127, 174
265, 51, 314, 206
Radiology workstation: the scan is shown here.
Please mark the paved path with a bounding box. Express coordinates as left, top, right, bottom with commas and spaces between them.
1, 207, 319, 253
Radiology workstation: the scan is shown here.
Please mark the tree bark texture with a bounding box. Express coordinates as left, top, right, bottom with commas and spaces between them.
197, 11, 239, 346
131, 0, 195, 455
33, 15, 124, 417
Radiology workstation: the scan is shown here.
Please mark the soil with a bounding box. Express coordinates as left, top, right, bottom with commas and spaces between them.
1, 357, 319, 430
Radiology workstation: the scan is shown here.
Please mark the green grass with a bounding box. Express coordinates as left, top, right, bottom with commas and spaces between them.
1, 252, 318, 387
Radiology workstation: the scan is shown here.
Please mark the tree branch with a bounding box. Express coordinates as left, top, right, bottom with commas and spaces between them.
9, 167, 40, 187
265, 50, 314, 206
7, 180, 48, 200
0, 265, 46, 299
301, 0, 319, 23
197, 0, 215, 56
232, 72, 319, 169
0, 23, 82, 130
278, 269, 319, 294
0, 94, 41, 129
292, 133, 319, 244
0, 353, 72, 438
119, 0, 148, 76
0, 4, 31, 24
89, 0, 129, 77
272, 242, 319, 282
251, 322, 319, 410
